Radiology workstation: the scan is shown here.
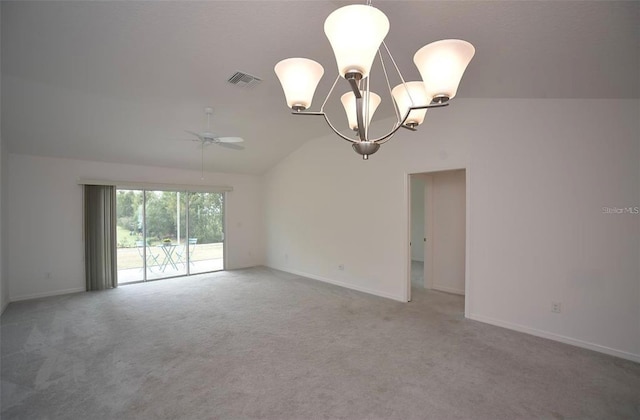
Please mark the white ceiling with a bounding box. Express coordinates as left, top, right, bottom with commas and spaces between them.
2, 1, 638, 175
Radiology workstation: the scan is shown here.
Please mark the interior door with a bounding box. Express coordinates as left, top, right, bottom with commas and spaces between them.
424, 170, 466, 295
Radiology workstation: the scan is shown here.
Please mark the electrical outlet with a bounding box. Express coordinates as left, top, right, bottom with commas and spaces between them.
551, 302, 562, 313
338, 264, 344, 271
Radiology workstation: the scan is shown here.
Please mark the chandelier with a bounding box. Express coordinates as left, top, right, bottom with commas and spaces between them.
274, 2, 475, 160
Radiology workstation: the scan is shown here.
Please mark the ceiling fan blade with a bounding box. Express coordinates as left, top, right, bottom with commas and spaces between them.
185, 130, 204, 141
216, 142, 245, 150
216, 136, 244, 143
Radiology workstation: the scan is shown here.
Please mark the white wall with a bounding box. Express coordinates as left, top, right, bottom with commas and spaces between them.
0, 133, 4, 314
264, 99, 640, 362
265, 102, 471, 302
0, 1, 7, 314
6, 154, 265, 301
0, 145, 5, 313
428, 170, 466, 295
0, 118, 5, 314
410, 176, 425, 262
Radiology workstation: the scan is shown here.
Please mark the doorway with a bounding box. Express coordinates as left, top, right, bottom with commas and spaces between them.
408, 169, 468, 310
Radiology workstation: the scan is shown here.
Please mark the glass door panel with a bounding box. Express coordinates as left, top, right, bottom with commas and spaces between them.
116, 189, 144, 284
116, 188, 223, 283
145, 190, 187, 280
188, 192, 224, 274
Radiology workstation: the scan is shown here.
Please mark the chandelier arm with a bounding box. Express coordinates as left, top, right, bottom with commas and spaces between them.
347, 77, 362, 99
412, 103, 449, 110
323, 112, 359, 144
355, 96, 367, 141
372, 103, 449, 144
364, 75, 370, 139
372, 111, 410, 144
377, 48, 402, 128
320, 74, 342, 113
381, 41, 415, 107
375, 130, 400, 145
290, 111, 325, 116
291, 103, 448, 145
290, 111, 357, 144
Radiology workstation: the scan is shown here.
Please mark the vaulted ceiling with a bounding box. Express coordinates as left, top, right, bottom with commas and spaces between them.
2, 1, 638, 175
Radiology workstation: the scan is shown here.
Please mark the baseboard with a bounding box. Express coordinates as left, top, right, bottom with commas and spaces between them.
267, 265, 406, 302
10, 287, 86, 303
468, 313, 640, 364
432, 285, 465, 295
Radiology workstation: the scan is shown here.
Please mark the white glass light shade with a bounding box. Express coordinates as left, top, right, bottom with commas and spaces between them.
324, 5, 389, 78
340, 91, 381, 131
274, 58, 324, 110
413, 39, 475, 100
391, 81, 429, 126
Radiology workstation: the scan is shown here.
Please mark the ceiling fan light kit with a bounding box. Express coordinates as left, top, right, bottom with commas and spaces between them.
274, 1, 475, 160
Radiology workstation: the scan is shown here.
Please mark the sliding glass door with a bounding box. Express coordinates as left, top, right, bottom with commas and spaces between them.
116, 189, 145, 284
116, 189, 225, 283
145, 191, 187, 280
188, 192, 224, 274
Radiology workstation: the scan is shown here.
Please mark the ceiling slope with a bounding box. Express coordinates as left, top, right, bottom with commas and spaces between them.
2, 1, 638, 174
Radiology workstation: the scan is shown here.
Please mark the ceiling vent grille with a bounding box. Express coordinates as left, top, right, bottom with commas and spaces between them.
227, 71, 262, 88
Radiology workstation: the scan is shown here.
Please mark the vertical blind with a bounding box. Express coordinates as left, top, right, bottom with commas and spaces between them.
84, 185, 118, 290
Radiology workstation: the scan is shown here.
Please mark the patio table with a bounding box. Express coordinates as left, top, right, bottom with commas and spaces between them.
158, 244, 179, 271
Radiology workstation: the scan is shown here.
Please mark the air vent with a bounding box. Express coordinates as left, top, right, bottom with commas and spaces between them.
227, 71, 262, 88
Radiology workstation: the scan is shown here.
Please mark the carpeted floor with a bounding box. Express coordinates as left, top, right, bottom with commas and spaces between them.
1, 267, 639, 419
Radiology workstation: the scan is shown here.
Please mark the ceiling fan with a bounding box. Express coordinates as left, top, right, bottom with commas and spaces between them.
186, 106, 245, 150
185, 106, 245, 179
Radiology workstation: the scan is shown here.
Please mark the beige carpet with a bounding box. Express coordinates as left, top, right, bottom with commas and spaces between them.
2, 267, 639, 419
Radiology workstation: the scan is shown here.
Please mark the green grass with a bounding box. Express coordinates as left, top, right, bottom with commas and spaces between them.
116, 226, 140, 248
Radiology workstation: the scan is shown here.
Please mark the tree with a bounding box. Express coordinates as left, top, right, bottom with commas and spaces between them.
116, 189, 224, 244
189, 192, 224, 243
116, 190, 142, 232
145, 191, 176, 240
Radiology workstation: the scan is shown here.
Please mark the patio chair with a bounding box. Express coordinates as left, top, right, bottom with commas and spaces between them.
175, 238, 197, 268
136, 240, 161, 271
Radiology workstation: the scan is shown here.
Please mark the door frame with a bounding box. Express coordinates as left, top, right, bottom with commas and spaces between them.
404, 166, 471, 318
423, 174, 434, 290
222, 191, 227, 271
